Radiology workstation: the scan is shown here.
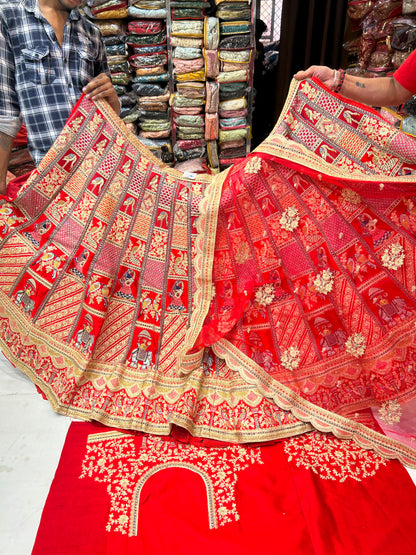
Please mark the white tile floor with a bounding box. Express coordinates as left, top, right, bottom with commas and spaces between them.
0, 351, 71, 555
1, 349, 416, 555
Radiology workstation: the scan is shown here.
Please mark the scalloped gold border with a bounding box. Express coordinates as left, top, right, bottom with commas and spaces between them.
213, 339, 416, 468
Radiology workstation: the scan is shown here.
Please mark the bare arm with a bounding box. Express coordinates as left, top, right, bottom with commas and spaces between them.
0, 130, 13, 196
294, 65, 413, 107
83, 73, 121, 115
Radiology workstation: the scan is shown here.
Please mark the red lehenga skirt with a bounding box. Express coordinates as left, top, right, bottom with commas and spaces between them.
2, 78, 416, 466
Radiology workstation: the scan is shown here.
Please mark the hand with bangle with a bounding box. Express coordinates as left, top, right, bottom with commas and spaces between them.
333, 68, 346, 93
294, 65, 345, 93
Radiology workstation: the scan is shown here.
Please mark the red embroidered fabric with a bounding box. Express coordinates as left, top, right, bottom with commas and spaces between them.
32, 421, 416, 555
3, 79, 416, 465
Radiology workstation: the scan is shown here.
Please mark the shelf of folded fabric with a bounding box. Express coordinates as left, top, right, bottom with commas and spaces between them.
84, 0, 174, 164
170, 4, 210, 173
82, 0, 257, 172
214, 0, 255, 171
127, 17, 173, 163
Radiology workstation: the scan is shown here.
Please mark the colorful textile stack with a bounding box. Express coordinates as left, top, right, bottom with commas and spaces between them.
215, 0, 252, 169
84, 0, 172, 160
128, 0, 168, 19
84, 0, 256, 171
89, 0, 129, 18
170, 2, 209, 172
127, 17, 172, 149
84, 0, 131, 95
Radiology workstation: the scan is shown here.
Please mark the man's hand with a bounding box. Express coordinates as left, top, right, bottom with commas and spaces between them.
0, 131, 14, 196
83, 73, 121, 115
294, 65, 335, 90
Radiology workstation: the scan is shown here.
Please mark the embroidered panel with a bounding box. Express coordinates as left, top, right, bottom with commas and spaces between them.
31, 422, 416, 555
3, 83, 416, 463
80, 430, 263, 535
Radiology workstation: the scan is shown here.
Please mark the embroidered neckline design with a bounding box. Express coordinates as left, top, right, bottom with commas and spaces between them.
80, 431, 263, 535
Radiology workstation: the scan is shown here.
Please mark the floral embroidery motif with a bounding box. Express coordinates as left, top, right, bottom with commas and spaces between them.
279, 206, 300, 231
280, 347, 301, 371
341, 188, 361, 205
244, 156, 262, 174
313, 269, 335, 295
80, 432, 263, 536
345, 332, 366, 358
234, 241, 251, 264
381, 242, 405, 271
379, 400, 402, 425
254, 284, 275, 307
283, 431, 386, 481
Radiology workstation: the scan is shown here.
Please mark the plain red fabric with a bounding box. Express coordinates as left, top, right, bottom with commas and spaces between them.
32, 422, 416, 555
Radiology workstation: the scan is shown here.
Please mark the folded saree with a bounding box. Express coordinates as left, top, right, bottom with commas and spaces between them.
170, 93, 205, 108
216, 69, 249, 83
172, 106, 204, 116
135, 66, 166, 77
175, 81, 206, 98
205, 81, 220, 113
203, 48, 220, 79
207, 139, 219, 168
176, 139, 206, 150
219, 35, 250, 48
172, 7, 205, 19
173, 144, 207, 162
204, 16, 219, 49
175, 125, 205, 139
128, 6, 167, 17
172, 46, 202, 59
171, 20, 204, 37
216, 5, 251, 21
171, 36, 203, 48
173, 57, 205, 73
4, 78, 416, 466
174, 114, 205, 128
175, 69, 205, 82
133, 73, 169, 83
139, 129, 171, 139
205, 112, 219, 140
94, 7, 129, 18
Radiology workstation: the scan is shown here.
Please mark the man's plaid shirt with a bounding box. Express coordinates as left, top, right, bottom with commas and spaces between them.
0, 0, 109, 164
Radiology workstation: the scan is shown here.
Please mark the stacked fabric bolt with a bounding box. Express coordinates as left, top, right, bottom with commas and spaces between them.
215, 0, 252, 168
84, 12, 134, 106
131, 83, 171, 140
170, 90, 205, 142
83, 1, 138, 130
126, 17, 172, 149
170, 0, 210, 20
170, 8, 210, 171
171, 20, 205, 83
128, 0, 167, 19
88, 0, 129, 18
205, 81, 219, 170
